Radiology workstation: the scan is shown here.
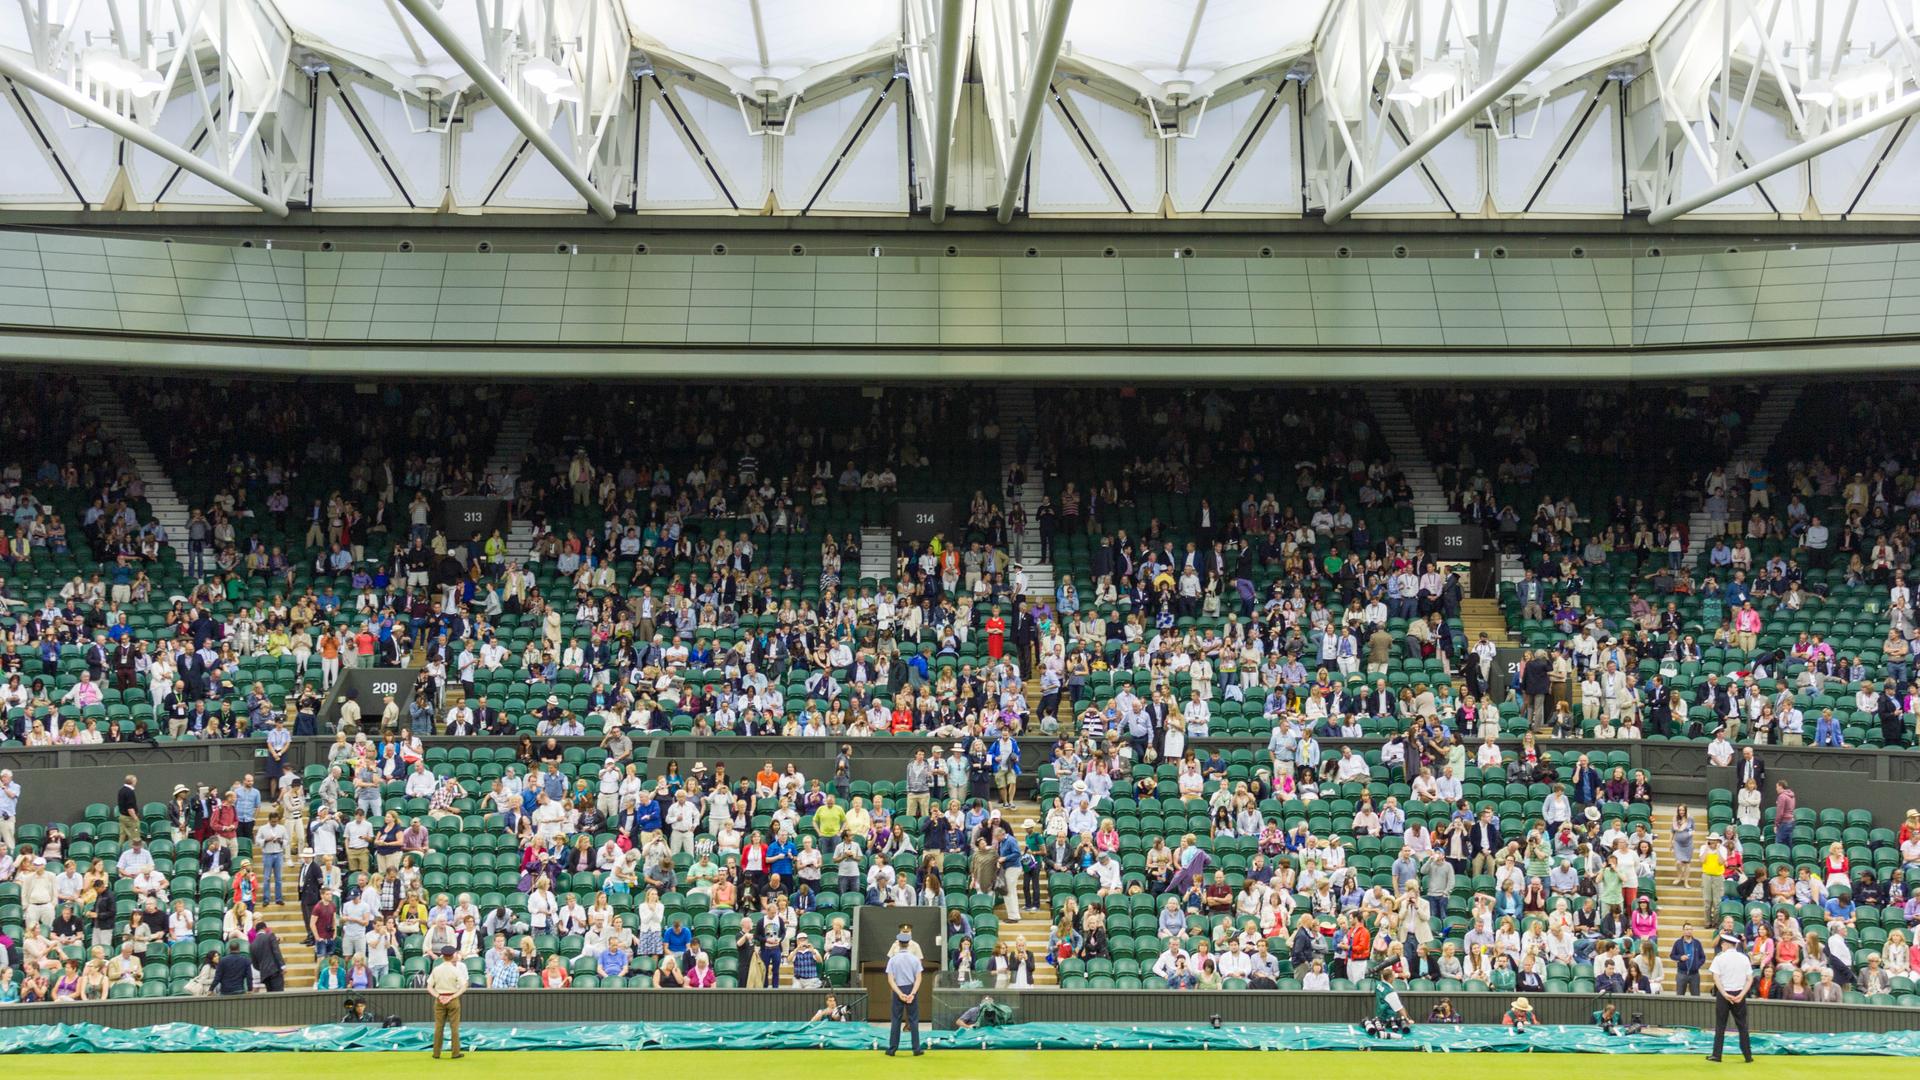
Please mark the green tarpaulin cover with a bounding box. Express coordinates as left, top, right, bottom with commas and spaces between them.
2, 1022, 1917, 1055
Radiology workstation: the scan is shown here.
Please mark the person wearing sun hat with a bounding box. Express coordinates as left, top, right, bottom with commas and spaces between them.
1502, 996, 1537, 1030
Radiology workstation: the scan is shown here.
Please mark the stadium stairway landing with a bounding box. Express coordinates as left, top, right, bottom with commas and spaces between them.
1460, 598, 1519, 652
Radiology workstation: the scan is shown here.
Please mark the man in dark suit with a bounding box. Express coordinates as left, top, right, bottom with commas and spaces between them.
111, 639, 138, 691
1011, 604, 1038, 672
1365, 679, 1395, 718
1145, 690, 1172, 751
83, 633, 108, 682
1521, 651, 1551, 730
250, 921, 286, 992
1735, 746, 1766, 789
216, 938, 254, 994
1468, 807, 1504, 877
178, 649, 209, 700
298, 851, 326, 944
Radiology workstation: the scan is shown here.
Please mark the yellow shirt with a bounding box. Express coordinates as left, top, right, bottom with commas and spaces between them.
1701, 849, 1724, 878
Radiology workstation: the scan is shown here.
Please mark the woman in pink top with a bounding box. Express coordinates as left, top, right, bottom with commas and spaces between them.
1628, 897, 1658, 941
684, 953, 716, 988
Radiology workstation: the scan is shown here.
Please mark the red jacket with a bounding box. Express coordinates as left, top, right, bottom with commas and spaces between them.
209, 804, 239, 839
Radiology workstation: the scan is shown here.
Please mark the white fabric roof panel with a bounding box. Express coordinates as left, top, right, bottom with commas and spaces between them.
2, 0, 1919, 220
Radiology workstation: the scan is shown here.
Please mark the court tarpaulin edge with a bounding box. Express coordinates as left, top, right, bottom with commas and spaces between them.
3, 1022, 1917, 1055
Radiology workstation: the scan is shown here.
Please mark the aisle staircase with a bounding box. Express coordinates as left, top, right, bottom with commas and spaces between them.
1364, 388, 1456, 536
990, 798, 1055, 986
484, 409, 538, 560
80, 374, 193, 575
1649, 800, 1708, 993
1685, 381, 1805, 560
996, 387, 1053, 602
263, 857, 317, 988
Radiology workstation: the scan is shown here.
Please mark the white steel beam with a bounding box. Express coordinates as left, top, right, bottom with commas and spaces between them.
928, 0, 969, 224
1648, 91, 1920, 223
1323, 0, 1630, 224
0, 50, 289, 217
994, 0, 1075, 224
392, 0, 617, 221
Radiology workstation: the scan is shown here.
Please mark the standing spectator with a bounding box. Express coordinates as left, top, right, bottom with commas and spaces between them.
256, 810, 287, 906
250, 922, 286, 992
116, 774, 140, 844
1671, 924, 1706, 996
904, 751, 933, 820
1773, 782, 1796, 848
0, 769, 17, 848
215, 938, 253, 995
791, 934, 824, 989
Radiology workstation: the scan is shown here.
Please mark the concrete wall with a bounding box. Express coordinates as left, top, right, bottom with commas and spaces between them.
5, 735, 1918, 830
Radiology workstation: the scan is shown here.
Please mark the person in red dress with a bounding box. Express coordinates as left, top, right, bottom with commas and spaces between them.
986, 607, 1006, 660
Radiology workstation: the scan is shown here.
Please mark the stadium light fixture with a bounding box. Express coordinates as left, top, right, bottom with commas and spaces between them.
1834, 63, 1895, 101
82, 51, 168, 96
1387, 63, 1458, 104
521, 56, 580, 103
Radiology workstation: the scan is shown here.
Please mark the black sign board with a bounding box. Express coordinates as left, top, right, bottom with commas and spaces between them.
894, 500, 957, 546
1421, 524, 1486, 561
322, 666, 419, 728
439, 497, 510, 543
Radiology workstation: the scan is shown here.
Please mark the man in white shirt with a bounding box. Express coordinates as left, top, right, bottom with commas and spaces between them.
1216, 938, 1253, 980
1476, 737, 1504, 769
53, 861, 84, 905
665, 791, 701, 857
115, 838, 155, 878
1707, 933, 1754, 1063
1706, 733, 1734, 767
405, 763, 438, 800
343, 811, 374, 874
1150, 941, 1190, 982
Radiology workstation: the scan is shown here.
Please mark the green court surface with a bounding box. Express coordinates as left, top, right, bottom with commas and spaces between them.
18, 1050, 1920, 1080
